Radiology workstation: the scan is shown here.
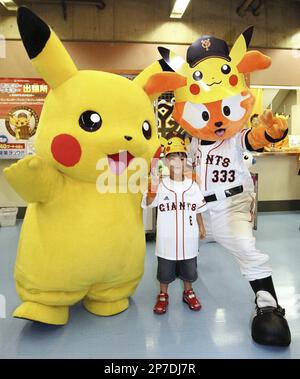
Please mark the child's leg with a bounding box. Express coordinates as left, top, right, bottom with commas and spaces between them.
160, 282, 169, 293
156, 257, 176, 291
178, 258, 202, 311
183, 281, 192, 291
154, 284, 169, 314
154, 257, 176, 314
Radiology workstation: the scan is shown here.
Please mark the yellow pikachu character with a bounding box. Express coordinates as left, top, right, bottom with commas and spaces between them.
135, 27, 271, 105
3, 7, 161, 325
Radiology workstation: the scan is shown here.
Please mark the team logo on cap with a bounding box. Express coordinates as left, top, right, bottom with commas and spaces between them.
201, 38, 211, 51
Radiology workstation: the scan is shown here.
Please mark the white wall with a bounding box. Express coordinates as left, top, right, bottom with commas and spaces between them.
252, 154, 300, 201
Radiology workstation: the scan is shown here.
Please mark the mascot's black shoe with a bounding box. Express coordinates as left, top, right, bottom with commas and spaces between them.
250, 276, 291, 347
251, 305, 291, 347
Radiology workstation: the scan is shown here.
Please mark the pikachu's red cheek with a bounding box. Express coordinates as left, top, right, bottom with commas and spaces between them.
190, 84, 200, 95
229, 75, 238, 86
51, 134, 82, 167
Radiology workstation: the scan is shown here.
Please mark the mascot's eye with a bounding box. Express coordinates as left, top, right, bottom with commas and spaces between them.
221, 64, 231, 74
193, 71, 203, 81
202, 111, 210, 121
221, 94, 246, 121
223, 106, 231, 116
79, 111, 102, 132
183, 102, 210, 130
142, 121, 151, 140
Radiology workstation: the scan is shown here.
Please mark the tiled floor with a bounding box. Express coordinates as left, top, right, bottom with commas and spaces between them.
0, 212, 299, 359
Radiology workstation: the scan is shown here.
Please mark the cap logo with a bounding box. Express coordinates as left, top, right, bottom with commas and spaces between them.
201, 39, 211, 51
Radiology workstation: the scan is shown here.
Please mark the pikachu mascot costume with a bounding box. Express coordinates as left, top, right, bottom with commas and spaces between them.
135, 27, 291, 346
4, 7, 161, 325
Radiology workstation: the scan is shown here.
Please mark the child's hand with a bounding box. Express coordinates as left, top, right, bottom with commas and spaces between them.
199, 226, 206, 240
148, 174, 161, 198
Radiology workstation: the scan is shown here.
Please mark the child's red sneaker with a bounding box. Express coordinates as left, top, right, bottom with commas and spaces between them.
183, 289, 202, 311
153, 292, 169, 314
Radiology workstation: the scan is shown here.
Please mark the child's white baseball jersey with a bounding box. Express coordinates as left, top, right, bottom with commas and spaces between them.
142, 177, 207, 261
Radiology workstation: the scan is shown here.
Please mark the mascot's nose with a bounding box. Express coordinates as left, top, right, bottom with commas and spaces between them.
124, 136, 133, 141
215, 121, 223, 127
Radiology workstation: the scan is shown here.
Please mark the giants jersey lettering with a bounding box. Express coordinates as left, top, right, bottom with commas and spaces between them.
141, 177, 207, 261
189, 130, 254, 197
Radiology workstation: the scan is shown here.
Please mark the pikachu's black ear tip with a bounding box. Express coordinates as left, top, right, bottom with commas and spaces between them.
158, 46, 170, 62
243, 26, 254, 48
17, 6, 51, 59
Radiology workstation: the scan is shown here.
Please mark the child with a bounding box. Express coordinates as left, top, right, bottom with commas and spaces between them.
142, 135, 207, 314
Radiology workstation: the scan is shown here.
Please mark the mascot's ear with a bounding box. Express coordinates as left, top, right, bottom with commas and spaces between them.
229, 26, 254, 65
237, 51, 271, 73
158, 47, 188, 74
160, 137, 168, 148
143, 72, 187, 98
159, 136, 168, 156
17, 6, 78, 88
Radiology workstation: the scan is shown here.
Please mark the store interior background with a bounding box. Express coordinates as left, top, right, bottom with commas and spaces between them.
0, 0, 300, 213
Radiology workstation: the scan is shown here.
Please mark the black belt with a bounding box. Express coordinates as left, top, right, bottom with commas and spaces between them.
204, 185, 244, 203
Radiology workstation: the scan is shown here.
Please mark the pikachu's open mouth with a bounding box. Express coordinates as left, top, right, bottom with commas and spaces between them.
107, 151, 135, 175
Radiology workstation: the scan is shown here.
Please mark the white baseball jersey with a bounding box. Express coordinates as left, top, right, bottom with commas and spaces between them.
142, 177, 207, 261
188, 129, 254, 198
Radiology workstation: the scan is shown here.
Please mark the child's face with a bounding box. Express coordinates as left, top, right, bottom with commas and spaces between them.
166, 152, 187, 176
251, 116, 260, 128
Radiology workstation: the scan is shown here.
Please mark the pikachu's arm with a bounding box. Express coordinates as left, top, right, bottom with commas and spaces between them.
3, 155, 64, 204
245, 110, 288, 151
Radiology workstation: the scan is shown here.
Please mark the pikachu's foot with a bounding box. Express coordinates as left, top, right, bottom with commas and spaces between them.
13, 301, 69, 325
83, 298, 129, 316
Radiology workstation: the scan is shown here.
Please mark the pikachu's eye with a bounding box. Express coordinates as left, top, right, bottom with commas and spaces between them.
142, 121, 151, 140
221, 64, 231, 74
193, 70, 203, 81
79, 111, 102, 132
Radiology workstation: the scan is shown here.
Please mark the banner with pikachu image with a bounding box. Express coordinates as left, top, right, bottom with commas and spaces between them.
0, 78, 48, 159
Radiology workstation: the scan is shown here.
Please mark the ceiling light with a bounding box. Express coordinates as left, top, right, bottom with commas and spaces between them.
170, 0, 191, 19
0, 1, 17, 11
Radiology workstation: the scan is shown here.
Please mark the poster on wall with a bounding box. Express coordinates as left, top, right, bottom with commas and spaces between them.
156, 92, 187, 139
0, 78, 48, 159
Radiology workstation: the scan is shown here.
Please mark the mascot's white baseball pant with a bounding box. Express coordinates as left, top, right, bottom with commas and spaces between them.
201, 192, 272, 281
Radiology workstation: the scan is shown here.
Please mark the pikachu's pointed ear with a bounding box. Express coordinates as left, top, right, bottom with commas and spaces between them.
229, 26, 254, 65
143, 72, 187, 100
17, 7, 78, 89
237, 51, 271, 73
160, 137, 168, 148
158, 47, 188, 74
